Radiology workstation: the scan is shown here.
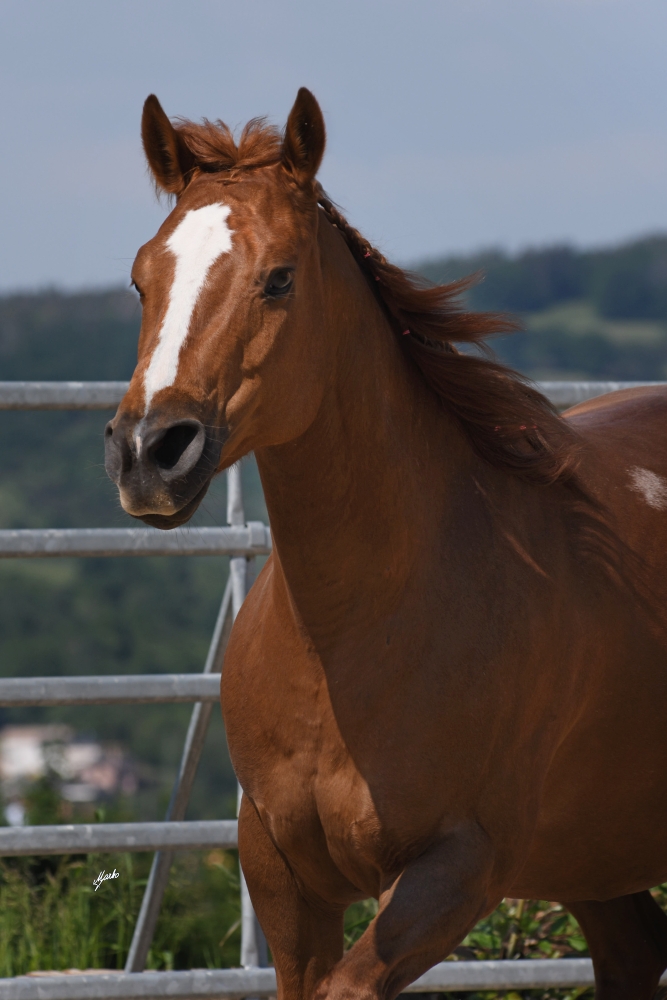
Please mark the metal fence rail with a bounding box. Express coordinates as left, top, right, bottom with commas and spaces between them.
0, 525, 271, 558
0, 381, 129, 410
6, 957, 667, 999
0, 968, 277, 1000
0, 674, 221, 706
0, 378, 664, 412
0, 820, 238, 856
2, 378, 665, 995
539, 379, 665, 408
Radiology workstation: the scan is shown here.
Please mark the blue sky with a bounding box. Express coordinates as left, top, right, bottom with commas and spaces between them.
1, 0, 667, 290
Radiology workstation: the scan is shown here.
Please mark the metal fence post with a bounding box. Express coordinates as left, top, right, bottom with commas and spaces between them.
227, 465, 269, 970
124, 575, 234, 971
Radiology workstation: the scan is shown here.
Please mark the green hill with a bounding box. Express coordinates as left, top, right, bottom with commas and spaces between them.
417, 234, 667, 379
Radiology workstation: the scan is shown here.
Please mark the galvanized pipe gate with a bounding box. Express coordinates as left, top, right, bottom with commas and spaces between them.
0, 379, 663, 999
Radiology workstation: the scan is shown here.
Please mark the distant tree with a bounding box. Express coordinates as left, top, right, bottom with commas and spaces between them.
416, 234, 667, 319
587, 236, 667, 320
417, 246, 583, 312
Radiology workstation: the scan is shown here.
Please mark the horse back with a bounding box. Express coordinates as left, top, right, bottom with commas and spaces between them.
565, 385, 667, 569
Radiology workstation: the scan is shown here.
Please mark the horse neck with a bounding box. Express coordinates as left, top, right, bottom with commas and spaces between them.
254, 223, 471, 640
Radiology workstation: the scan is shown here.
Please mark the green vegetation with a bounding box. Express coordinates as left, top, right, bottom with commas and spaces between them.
0, 851, 241, 975
1, 236, 666, 986
418, 235, 667, 319
0, 786, 244, 972
417, 234, 667, 379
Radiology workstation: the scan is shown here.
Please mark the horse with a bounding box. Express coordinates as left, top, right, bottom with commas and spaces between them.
105, 88, 667, 1000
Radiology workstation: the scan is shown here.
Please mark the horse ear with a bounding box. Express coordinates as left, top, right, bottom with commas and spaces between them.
282, 88, 326, 184
141, 94, 196, 195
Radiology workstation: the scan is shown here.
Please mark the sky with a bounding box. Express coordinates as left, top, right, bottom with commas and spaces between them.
1, 0, 667, 291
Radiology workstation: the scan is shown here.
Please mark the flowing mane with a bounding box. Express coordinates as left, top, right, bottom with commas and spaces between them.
313, 191, 644, 592
315, 188, 586, 493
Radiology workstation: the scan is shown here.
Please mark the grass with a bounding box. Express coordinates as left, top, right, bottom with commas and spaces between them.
0, 849, 241, 975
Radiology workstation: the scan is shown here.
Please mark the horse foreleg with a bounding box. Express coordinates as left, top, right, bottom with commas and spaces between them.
565, 893, 667, 999
312, 823, 497, 1000
238, 794, 345, 1000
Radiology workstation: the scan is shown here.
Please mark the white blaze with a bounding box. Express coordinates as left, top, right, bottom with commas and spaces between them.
628, 466, 667, 510
143, 203, 233, 412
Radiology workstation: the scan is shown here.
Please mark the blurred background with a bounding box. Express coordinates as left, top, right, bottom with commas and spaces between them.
3, 0, 667, 286
0, 0, 666, 977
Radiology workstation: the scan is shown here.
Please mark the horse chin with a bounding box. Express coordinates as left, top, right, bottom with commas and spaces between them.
133, 479, 211, 530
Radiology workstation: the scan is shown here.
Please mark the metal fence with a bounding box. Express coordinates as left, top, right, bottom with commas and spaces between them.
0, 378, 663, 999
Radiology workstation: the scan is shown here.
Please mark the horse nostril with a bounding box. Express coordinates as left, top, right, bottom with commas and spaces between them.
152, 423, 200, 471
104, 420, 132, 482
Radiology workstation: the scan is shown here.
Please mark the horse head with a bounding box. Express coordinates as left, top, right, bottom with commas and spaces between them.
105, 88, 329, 528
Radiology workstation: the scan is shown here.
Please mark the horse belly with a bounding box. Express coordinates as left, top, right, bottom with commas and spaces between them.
512, 640, 667, 901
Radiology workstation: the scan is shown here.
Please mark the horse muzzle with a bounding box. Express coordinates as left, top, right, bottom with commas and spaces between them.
104, 412, 226, 529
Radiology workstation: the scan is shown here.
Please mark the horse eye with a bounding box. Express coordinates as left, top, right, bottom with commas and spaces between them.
131, 280, 144, 299
264, 268, 294, 298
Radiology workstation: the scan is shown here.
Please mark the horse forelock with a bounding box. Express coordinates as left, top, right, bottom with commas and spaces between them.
173, 116, 283, 177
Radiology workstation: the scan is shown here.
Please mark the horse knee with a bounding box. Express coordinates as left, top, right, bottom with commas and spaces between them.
313, 826, 497, 1000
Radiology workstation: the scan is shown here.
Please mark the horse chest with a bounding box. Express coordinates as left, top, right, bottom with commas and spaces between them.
255, 752, 393, 899
225, 578, 486, 894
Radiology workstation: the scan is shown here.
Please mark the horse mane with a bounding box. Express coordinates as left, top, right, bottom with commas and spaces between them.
315, 187, 587, 491
315, 188, 653, 602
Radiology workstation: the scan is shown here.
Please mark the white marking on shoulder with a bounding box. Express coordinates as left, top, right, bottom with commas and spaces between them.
628, 466, 667, 510
143, 203, 233, 412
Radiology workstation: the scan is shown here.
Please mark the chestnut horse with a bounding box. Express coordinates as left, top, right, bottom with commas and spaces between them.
106, 89, 667, 999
